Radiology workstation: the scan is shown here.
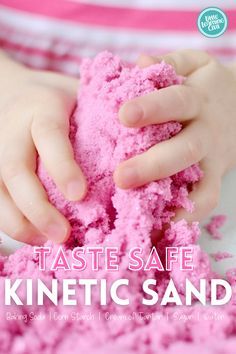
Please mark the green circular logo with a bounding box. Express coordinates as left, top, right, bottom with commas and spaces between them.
197, 7, 228, 38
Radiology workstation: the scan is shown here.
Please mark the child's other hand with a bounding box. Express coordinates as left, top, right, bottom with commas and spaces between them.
115, 50, 236, 222
0, 54, 86, 244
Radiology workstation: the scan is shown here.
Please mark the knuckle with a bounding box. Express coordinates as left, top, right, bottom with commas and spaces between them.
185, 140, 201, 165
188, 49, 208, 58
181, 49, 211, 63
25, 203, 47, 221
209, 60, 221, 74
32, 120, 65, 138
165, 55, 178, 70
43, 151, 74, 174
31, 88, 61, 108
27, 203, 56, 229
173, 86, 187, 111
147, 148, 162, 179
181, 49, 195, 55
55, 156, 75, 170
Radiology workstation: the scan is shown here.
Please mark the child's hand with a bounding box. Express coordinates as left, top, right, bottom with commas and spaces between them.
115, 50, 236, 222
0, 53, 86, 244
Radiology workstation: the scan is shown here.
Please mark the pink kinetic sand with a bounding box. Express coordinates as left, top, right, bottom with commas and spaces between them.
0, 52, 236, 354
210, 251, 234, 262
205, 215, 227, 240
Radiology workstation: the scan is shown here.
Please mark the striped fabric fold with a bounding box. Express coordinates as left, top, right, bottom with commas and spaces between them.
0, 1, 236, 31
0, 1, 235, 74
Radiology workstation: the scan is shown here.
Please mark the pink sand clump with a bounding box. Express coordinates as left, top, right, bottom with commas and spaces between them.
205, 215, 227, 240
0, 52, 236, 354
211, 252, 234, 262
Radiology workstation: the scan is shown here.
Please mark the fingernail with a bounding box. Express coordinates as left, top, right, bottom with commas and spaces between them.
44, 223, 68, 243
66, 179, 86, 201
123, 103, 143, 125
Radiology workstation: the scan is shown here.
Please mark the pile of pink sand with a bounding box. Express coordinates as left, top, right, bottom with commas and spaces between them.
0, 52, 235, 354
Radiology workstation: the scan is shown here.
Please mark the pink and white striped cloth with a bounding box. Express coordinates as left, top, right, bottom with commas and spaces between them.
0, 0, 235, 76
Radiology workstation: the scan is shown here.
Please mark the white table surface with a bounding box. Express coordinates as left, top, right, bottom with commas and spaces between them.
0, 169, 236, 275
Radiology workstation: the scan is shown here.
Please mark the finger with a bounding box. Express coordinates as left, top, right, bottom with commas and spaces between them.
138, 50, 211, 76
114, 121, 207, 189
1, 142, 71, 243
137, 54, 157, 68
0, 181, 46, 245
173, 164, 221, 223
31, 111, 87, 202
119, 85, 201, 127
